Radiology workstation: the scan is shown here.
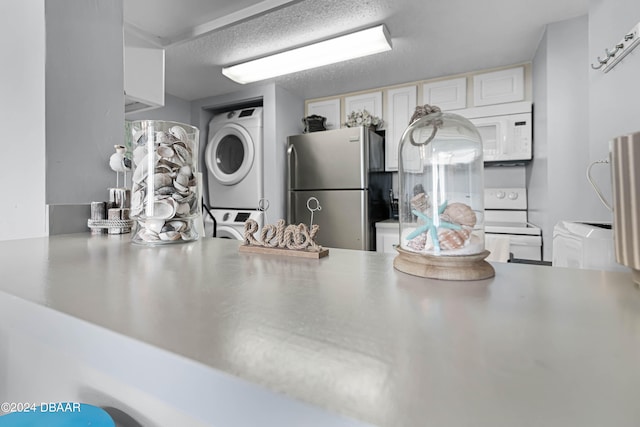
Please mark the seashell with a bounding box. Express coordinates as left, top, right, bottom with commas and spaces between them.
133, 145, 147, 165
437, 227, 471, 250
132, 159, 149, 183
410, 192, 430, 212
172, 191, 195, 206
188, 195, 198, 210
132, 152, 159, 183
169, 125, 188, 142
137, 227, 159, 242
131, 189, 145, 215
178, 165, 192, 177
133, 129, 147, 145
151, 198, 177, 219
152, 172, 173, 188
166, 220, 187, 232
145, 219, 165, 234
171, 192, 186, 201
155, 131, 170, 144
406, 233, 427, 251
158, 157, 181, 170
154, 163, 172, 174
156, 145, 175, 158
173, 179, 189, 193
180, 228, 197, 241
155, 186, 176, 196
441, 202, 476, 227
173, 143, 192, 165
175, 172, 190, 188
158, 230, 181, 241
176, 202, 190, 216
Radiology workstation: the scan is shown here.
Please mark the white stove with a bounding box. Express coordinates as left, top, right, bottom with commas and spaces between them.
484, 188, 542, 262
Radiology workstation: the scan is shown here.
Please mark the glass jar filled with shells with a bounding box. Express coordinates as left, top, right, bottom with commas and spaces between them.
129, 120, 202, 245
393, 106, 494, 280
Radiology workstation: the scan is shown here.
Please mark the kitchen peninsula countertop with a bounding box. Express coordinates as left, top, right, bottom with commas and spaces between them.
1, 234, 639, 426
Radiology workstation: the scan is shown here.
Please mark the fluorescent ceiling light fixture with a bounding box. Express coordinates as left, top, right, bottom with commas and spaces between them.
222, 24, 392, 84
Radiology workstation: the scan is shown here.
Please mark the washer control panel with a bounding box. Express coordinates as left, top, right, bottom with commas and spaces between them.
209, 209, 263, 226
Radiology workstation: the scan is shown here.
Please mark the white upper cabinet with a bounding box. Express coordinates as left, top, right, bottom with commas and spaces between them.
345, 91, 383, 126
473, 67, 524, 106
385, 85, 417, 171
306, 98, 341, 130
422, 77, 467, 111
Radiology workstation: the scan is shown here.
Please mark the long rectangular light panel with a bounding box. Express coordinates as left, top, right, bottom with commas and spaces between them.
222, 25, 392, 84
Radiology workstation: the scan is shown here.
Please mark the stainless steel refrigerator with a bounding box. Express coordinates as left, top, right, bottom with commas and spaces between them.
287, 126, 391, 250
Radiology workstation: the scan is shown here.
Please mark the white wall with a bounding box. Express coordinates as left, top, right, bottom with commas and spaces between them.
45, 0, 124, 204
531, 0, 640, 262
588, 0, 640, 215
271, 85, 306, 221
0, 1, 47, 241
0, 0, 125, 241
530, 15, 590, 261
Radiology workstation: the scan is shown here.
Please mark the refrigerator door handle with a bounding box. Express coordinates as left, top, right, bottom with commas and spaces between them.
287, 144, 296, 223
287, 144, 296, 190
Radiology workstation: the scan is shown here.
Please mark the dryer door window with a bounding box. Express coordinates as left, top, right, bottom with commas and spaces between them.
217, 134, 245, 175
206, 123, 255, 185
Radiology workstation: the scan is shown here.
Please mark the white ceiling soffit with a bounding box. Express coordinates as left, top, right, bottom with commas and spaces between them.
124, 0, 301, 47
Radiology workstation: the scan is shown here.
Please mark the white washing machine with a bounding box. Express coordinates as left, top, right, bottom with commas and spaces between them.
205, 107, 263, 209
203, 208, 264, 241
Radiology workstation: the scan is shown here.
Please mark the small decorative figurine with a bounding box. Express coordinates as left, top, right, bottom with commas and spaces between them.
109, 145, 131, 188
87, 145, 133, 235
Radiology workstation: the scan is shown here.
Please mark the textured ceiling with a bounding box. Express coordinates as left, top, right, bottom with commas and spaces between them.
124, 0, 589, 101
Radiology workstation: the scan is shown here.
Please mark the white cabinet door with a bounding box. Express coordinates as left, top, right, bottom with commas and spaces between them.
473, 67, 524, 106
385, 86, 417, 171
422, 77, 466, 111
306, 98, 341, 130
375, 226, 399, 253
344, 91, 383, 125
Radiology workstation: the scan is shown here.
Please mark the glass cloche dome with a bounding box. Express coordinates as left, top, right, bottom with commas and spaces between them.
393, 106, 494, 280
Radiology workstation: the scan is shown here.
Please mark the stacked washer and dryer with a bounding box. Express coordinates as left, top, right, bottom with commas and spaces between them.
203, 107, 265, 240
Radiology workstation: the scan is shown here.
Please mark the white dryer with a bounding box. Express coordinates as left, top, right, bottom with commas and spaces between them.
205, 107, 263, 209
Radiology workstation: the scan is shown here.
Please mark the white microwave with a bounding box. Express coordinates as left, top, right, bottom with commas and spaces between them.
457, 101, 532, 163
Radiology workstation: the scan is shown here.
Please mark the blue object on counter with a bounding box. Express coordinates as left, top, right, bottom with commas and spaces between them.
0, 403, 114, 427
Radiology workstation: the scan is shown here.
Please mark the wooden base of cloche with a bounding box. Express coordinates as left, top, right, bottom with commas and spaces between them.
393, 246, 495, 281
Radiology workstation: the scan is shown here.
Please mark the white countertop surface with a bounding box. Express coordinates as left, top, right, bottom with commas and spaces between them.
1, 233, 639, 426
374, 219, 399, 229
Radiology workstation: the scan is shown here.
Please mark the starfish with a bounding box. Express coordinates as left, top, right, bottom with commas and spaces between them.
406, 201, 461, 253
